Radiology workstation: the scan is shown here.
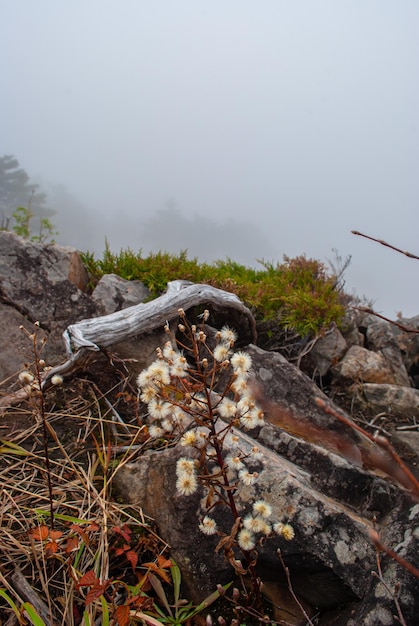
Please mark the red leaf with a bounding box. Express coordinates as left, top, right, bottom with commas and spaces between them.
157, 555, 172, 569
45, 540, 59, 554
85, 584, 107, 606
77, 570, 99, 588
65, 537, 80, 554
87, 521, 99, 532
70, 524, 90, 545
112, 524, 132, 543
29, 525, 49, 541
143, 559, 171, 584
49, 530, 63, 541
115, 604, 130, 626
125, 550, 138, 571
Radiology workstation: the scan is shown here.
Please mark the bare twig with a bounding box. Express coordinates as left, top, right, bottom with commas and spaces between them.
10, 566, 55, 625
353, 306, 419, 334
277, 549, 315, 626
371, 531, 408, 626
352, 230, 419, 260
315, 397, 419, 497
370, 529, 419, 581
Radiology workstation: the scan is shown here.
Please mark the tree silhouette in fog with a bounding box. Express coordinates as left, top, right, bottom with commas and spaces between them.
141, 204, 276, 266
0, 155, 51, 219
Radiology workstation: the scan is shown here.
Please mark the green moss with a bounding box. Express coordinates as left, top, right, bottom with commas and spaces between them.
81, 245, 346, 337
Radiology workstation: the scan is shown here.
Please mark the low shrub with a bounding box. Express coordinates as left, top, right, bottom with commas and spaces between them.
81, 245, 346, 337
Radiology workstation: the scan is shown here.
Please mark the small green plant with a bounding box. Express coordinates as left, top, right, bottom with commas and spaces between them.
12, 206, 58, 243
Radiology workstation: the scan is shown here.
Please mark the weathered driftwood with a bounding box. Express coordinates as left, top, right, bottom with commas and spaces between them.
43, 281, 256, 386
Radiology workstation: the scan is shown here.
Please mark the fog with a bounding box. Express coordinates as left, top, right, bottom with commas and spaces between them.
2, 1, 418, 316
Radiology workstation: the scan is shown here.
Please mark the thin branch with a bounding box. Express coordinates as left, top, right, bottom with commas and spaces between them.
352, 231, 419, 260
370, 529, 419, 581
277, 549, 315, 626
353, 306, 419, 334
315, 397, 419, 497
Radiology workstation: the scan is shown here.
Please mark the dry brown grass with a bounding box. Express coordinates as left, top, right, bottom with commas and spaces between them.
0, 372, 168, 625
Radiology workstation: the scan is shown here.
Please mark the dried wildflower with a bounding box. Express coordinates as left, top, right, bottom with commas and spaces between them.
231, 351, 252, 374
172, 407, 190, 429
213, 344, 231, 363
148, 424, 165, 439
258, 519, 272, 536
161, 418, 174, 433
250, 446, 264, 461
281, 524, 295, 541
163, 341, 176, 359
140, 386, 158, 404
199, 309, 210, 322
238, 469, 258, 486
19, 371, 34, 385
51, 374, 63, 386
181, 430, 197, 447
239, 412, 260, 430
218, 397, 237, 419
253, 500, 272, 519
199, 515, 217, 535
237, 528, 256, 551
196, 430, 209, 449
137, 369, 152, 390
237, 396, 254, 413
170, 354, 188, 377
219, 326, 237, 346
146, 361, 171, 386
225, 455, 245, 472
225, 434, 240, 449
148, 398, 172, 420
176, 457, 196, 476
243, 515, 267, 534
176, 472, 198, 496
230, 375, 248, 395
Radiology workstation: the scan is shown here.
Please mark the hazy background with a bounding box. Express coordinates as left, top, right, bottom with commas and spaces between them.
2, 1, 418, 317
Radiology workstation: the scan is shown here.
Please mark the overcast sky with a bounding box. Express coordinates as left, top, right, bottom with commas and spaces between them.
2, 1, 418, 317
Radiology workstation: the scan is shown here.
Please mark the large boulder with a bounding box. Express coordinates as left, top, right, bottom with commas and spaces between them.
0, 232, 101, 381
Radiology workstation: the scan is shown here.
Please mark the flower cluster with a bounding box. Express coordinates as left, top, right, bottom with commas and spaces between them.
136, 309, 294, 571
136, 314, 264, 441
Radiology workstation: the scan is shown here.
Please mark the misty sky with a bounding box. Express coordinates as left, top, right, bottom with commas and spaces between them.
2, 1, 418, 317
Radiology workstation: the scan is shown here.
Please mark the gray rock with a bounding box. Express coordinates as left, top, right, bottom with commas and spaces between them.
302, 326, 347, 377
0, 231, 101, 382
332, 345, 408, 385
92, 273, 150, 314
391, 315, 419, 385
362, 315, 410, 386
359, 383, 419, 418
